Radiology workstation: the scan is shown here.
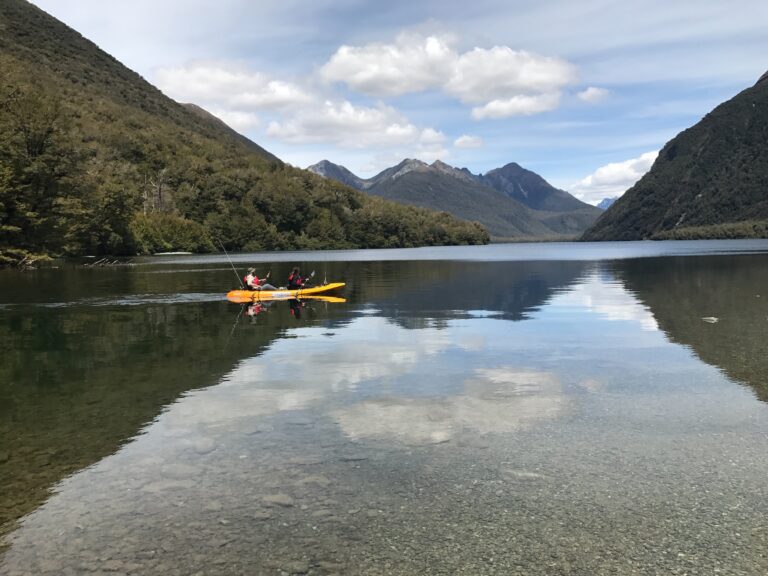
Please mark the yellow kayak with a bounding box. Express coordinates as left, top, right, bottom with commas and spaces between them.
227, 282, 346, 303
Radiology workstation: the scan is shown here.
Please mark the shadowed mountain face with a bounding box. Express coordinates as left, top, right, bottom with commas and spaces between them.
365, 163, 552, 238
480, 163, 595, 213
614, 254, 768, 401
583, 73, 768, 241
308, 159, 601, 239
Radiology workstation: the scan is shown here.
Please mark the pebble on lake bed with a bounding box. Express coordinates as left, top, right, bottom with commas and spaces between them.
262, 494, 295, 507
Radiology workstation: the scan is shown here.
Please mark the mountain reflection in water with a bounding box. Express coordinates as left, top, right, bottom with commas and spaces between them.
2, 249, 768, 575
614, 254, 768, 401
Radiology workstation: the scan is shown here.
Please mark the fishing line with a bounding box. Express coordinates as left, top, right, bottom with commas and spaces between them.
219, 239, 244, 289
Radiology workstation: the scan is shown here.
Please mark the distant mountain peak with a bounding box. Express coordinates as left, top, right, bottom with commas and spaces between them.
393, 158, 427, 175
429, 159, 478, 183
757, 70, 768, 86
307, 159, 336, 176
306, 160, 365, 190
480, 163, 596, 213
597, 197, 618, 210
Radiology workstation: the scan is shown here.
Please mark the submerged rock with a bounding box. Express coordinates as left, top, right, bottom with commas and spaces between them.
191, 438, 217, 454
262, 494, 295, 507
280, 560, 310, 574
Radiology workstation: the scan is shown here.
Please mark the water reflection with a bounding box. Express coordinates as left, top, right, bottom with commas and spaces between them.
0, 259, 587, 552
334, 367, 565, 445
614, 254, 768, 401
2, 253, 768, 575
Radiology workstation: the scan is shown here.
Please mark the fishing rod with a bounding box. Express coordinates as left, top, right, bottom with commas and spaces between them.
218, 239, 244, 289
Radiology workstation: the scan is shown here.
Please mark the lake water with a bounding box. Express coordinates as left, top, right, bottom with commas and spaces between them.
1, 240, 768, 575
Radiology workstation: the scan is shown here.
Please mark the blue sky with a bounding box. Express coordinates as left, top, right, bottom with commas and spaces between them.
30, 0, 768, 204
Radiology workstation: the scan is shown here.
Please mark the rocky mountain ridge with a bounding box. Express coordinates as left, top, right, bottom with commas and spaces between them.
308, 158, 602, 239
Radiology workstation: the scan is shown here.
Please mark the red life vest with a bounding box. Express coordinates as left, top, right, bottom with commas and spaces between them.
245, 274, 259, 290
287, 272, 302, 289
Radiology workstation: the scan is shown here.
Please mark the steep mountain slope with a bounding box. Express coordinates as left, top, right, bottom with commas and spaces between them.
309, 158, 601, 239
0, 0, 487, 264
583, 73, 768, 240
183, 103, 279, 162
480, 162, 594, 213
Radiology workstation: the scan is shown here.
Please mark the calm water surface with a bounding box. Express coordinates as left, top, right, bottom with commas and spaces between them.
2, 241, 768, 575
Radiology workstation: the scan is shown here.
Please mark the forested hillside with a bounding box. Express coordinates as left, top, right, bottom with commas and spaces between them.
582, 73, 768, 241
0, 0, 487, 266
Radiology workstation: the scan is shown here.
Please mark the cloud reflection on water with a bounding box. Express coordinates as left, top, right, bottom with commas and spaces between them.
553, 270, 659, 331
333, 368, 565, 445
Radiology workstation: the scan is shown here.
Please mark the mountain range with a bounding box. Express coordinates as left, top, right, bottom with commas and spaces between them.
309, 159, 602, 239
583, 72, 768, 240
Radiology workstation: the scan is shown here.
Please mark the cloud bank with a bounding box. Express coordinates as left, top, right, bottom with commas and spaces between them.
454, 135, 483, 148
571, 151, 658, 205
155, 62, 313, 110
321, 34, 579, 119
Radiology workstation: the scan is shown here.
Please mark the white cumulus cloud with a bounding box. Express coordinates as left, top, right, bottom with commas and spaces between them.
454, 134, 483, 148
320, 33, 455, 97
445, 46, 577, 104
209, 109, 260, 131
155, 62, 314, 110
320, 33, 578, 119
471, 93, 561, 119
570, 151, 658, 205
419, 127, 447, 145
267, 100, 430, 148
577, 86, 610, 103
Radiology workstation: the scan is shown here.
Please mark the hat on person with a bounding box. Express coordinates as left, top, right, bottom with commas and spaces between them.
248, 268, 256, 274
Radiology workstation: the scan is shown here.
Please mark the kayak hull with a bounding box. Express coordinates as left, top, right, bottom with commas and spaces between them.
226, 282, 345, 303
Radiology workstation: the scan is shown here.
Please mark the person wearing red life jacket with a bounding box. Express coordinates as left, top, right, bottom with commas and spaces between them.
244, 268, 277, 291
287, 266, 305, 290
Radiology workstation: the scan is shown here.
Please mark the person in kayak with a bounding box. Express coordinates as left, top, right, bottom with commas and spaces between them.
287, 267, 305, 289
245, 268, 277, 291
